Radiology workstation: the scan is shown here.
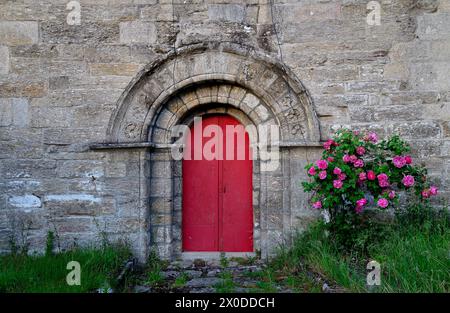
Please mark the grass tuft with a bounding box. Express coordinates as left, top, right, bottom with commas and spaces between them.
0, 243, 131, 293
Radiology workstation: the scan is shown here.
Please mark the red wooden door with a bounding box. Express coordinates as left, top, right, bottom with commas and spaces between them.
182, 115, 253, 252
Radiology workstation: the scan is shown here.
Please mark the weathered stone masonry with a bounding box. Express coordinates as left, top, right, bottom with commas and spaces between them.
0, 0, 449, 261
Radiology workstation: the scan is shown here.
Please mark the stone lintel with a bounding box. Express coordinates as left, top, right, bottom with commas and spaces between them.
90, 141, 323, 150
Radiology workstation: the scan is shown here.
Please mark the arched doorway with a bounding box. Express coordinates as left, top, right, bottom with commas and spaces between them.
100, 42, 322, 260
182, 114, 253, 252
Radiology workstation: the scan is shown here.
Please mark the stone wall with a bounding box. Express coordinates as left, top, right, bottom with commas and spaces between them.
0, 0, 449, 260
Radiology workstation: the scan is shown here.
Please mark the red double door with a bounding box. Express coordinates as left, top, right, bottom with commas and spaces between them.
182, 115, 253, 252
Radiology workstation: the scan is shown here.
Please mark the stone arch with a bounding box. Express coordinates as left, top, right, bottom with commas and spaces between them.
102, 42, 322, 260
107, 42, 320, 145
149, 83, 277, 146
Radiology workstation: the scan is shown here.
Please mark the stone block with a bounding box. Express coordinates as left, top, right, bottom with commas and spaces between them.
0, 160, 57, 179
10, 44, 59, 59
40, 20, 120, 44
0, 98, 12, 126
388, 121, 441, 139
0, 128, 43, 159
11, 57, 43, 77
11, 98, 29, 127
149, 178, 172, 197
72, 104, 115, 127
49, 76, 70, 90
279, 3, 342, 23
0, 46, 9, 74
417, 13, 450, 40
0, 21, 38, 46
56, 160, 105, 179
30, 106, 73, 128
43, 128, 105, 146
140, 5, 177, 22
0, 81, 46, 98
84, 45, 131, 63
89, 63, 140, 76
8, 195, 42, 210
120, 21, 157, 44
52, 217, 94, 234
207, 4, 246, 23
45, 196, 116, 217
105, 162, 127, 178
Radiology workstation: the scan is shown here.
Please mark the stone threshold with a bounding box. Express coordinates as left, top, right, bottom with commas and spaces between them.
181, 252, 256, 261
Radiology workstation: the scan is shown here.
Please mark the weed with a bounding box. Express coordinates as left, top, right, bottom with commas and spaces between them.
173, 272, 189, 288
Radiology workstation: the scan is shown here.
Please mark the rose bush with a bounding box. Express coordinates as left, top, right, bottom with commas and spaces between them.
302, 129, 439, 251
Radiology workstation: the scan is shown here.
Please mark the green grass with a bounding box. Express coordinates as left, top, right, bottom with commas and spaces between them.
242, 270, 264, 279
143, 250, 168, 287
268, 207, 450, 293
0, 244, 131, 293
173, 272, 189, 288
229, 256, 257, 266
219, 254, 229, 268
370, 222, 449, 292
215, 271, 235, 293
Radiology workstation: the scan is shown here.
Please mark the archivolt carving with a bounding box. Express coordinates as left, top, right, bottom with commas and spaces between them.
107, 42, 320, 144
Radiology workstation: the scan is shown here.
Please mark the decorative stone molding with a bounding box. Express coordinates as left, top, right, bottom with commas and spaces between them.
107, 41, 321, 145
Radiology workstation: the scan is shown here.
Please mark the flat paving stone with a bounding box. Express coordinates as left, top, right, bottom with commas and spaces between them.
185, 277, 222, 288
162, 270, 181, 279
185, 270, 203, 278
189, 287, 215, 293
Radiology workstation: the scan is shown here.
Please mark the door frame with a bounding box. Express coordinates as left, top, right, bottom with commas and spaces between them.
172, 109, 262, 259
181, 114, 254, 253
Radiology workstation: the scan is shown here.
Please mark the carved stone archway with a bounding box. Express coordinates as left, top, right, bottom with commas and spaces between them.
94, 42, 321, 260
107, 42, 320, 144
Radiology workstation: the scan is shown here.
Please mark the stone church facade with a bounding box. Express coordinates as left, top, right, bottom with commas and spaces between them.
0, 0, 449, 261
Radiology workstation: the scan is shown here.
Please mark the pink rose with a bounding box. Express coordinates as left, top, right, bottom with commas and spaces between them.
402, 175, 415, 187
393, 156, 406, 168
333, 167, 342, 175
333, 180, 343, 189
377, 198, 389, 208
356, 198, 367, 207
316, 159, 328, 170
368, 132, 378, 143
421, 190, 430, 198
355, 198, 367, 214
319, 171, 327, 180
338, 173, 347, 181
343, 154, 351, 163
359, 172, 367, 181
354, 159, 364, 168
356, 146, 365, 155
430, 186, 438, 196
367, 170, 376, 180
404, 155, 412, 165
377, 173, 390, 187
308, 166, 316, 176
388, 190, 396, 199
323, 139, 335, 151
313, 201, 322, 209
349, 155, 358, 163
327, 156, 334, 163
